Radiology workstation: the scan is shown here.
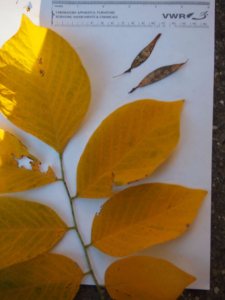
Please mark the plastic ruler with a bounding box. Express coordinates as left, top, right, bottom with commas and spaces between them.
51, 1, 210, 28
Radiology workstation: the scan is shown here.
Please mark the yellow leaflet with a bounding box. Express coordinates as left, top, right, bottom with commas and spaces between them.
0, 253, 83, 300
92, 183, 207, 256
0, 198, 67, 269
105, 256, 195, 300
0, 129, 56, 193
77, 99, 184, 198
0, 15, 91, 153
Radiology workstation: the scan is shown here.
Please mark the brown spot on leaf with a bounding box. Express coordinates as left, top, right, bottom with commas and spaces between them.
38, 57, 43, 64
39, 69, 45, 77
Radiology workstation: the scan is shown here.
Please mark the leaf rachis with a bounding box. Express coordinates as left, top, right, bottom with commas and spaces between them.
59, 153, 105, 300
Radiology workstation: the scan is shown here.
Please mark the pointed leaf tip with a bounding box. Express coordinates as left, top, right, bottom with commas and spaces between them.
106, 256, 196, 300
92, 183, 206, 256
0, 15, 91, 152
77, 99, 184, 198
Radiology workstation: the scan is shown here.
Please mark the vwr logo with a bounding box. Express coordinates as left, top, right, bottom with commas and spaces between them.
162, 11, 208, 20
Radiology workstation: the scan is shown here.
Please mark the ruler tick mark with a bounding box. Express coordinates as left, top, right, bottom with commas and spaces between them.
51, 0, 210, 28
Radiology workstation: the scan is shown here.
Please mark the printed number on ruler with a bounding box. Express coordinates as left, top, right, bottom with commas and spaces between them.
52, 1, 210, 28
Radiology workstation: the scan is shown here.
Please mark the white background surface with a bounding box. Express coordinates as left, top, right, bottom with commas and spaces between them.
0, 0, 215, 290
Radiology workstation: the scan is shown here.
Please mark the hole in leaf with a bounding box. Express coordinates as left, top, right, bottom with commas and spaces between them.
15, 156, 49, 173
16, 156, 33, 170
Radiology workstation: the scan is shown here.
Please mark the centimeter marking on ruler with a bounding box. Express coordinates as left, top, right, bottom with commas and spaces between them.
53, 24, 209, 28
52, 0, 210, 27
52, 1, 210, 5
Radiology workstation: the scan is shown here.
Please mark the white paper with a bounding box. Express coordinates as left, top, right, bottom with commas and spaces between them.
0, 0, 215, 290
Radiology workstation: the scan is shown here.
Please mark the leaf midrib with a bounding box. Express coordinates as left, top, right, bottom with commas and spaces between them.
93, 196, 191, 245
84, 122, 178, 195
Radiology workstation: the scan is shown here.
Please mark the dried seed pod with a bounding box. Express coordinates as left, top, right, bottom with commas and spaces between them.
129, 60, 188, 94
114, 33, 161, 77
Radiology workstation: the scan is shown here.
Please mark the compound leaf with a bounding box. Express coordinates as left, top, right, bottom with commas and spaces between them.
0, 15, 91, 153
77, 99, 184, 198
92, 183, 206, 256
0, 197, 67, 269
0, 253, 83, 300
0, 129, 56, 193
105, 256, 195, 300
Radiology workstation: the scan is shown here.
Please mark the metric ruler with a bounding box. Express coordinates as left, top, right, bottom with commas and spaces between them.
51, 1, 211, 28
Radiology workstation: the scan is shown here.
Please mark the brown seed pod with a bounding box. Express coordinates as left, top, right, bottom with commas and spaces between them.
114, 33, 161, 77
129, 60, 188, 93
